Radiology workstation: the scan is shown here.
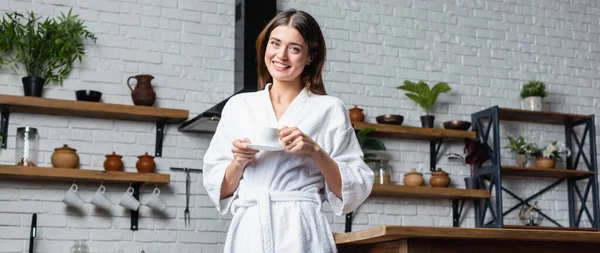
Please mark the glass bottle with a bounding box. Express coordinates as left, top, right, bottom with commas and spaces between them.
374, 160, 391, 185
15, 127, 39, 167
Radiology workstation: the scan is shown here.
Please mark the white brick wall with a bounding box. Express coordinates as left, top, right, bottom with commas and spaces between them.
1, 0, 600, 252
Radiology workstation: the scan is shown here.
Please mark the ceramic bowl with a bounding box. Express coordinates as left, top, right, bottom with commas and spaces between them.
75, 90, 102, 102
443, 120, 471, 131
376, 114, 404, 125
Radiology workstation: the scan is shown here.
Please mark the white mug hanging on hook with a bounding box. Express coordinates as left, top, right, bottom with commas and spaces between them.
15, 127, 39, 167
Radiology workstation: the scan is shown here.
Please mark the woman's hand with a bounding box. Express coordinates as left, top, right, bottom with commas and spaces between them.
279, 126, 321, 156
231, 138, 259, 168
279, 126, 343, 199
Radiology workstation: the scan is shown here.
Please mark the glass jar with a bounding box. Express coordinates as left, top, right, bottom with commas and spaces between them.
15, 126, 39, 167
373, 160, 392, 185
70, 240, 89, 253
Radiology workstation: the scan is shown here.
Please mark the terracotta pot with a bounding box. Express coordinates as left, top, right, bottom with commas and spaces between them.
536, 157, 555, 169
127, 74, 156, 106
104, 152, 124, 171
430, 168, 451, 187
349, 105, 365, 122
51, 144, 79, 168
136, 152, 156, 173
403, 168, 424, 186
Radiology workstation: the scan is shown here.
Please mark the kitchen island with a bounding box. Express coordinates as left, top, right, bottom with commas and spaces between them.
335, 226, 600, 253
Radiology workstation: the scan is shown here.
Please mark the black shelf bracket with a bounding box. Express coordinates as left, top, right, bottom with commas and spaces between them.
452, 199, 466, 227
430, 138, 444, 171
155, 120, 166, 157
0, 106, 8, 149
131, 182, 143, 231
345, 212, 353, 232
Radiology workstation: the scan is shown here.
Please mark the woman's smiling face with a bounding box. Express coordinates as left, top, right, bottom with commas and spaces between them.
265, 25, 313, 84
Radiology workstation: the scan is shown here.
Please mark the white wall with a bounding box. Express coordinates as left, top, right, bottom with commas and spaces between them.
1, 0, 599, 252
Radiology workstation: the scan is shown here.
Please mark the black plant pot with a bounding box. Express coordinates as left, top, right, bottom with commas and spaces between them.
464, 176, 479, 189
420, 115, 435, 128
22, 76, 45, 97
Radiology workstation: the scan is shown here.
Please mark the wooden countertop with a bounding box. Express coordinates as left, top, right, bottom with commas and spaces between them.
334, 226, 600, 245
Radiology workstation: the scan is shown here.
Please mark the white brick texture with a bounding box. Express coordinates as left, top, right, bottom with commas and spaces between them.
1, 0, 600, 252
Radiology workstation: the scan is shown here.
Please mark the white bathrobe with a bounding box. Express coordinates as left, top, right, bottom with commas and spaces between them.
202, 83, 374, 253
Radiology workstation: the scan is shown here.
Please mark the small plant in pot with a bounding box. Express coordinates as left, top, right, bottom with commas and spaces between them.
531, 141, 571, 169
505, 136, 537, 167
520, 80, 547, 111
397, 80, 451, 128
356, 128, 389, 184
0, 10, 97, 97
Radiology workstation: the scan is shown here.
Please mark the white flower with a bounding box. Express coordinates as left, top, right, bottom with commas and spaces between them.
543, 149, 552, 158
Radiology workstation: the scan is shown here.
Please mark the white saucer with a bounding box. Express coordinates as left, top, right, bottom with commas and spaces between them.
247, 144, 284, 151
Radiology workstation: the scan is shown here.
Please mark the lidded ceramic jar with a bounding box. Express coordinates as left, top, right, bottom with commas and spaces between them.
51, 144, 79, 169
136, 152, 156, 173
104, 152, 124, 171
430, 168, 450, 187
349, 105, 365, 122
403, 168, 424, 186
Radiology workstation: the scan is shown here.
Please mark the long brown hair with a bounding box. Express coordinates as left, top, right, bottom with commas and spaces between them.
255, 9, 327, 95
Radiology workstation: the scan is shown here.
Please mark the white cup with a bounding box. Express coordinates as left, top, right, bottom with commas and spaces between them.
119, 186, 140, 211
144, 187, 166, 212
251, 127, 282, 146
91, 185, 112, 210
62, 183, 84, 208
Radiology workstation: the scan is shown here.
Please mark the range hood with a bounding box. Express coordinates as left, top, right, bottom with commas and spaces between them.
178, 0, 277, 133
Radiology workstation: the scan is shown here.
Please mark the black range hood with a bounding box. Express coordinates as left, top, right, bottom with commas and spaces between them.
178, 0, 277, 133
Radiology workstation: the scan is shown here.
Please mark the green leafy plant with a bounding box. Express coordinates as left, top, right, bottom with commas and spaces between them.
396, 80, 451, 115
520, 80, 547, 99
356, 127, 386, 162
505, 136, 537, 154
0, 9, 97, 85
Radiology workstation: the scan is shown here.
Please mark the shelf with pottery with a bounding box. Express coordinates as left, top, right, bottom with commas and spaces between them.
0, 164, 170, 184
471, 105, 599, 231
347, 109, 478, 232
352, 122, 476, 141
370, 184, 489, 199
0, 93, 189, 157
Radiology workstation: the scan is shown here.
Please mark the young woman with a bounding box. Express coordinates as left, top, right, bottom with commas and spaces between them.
203, 9, 373, 253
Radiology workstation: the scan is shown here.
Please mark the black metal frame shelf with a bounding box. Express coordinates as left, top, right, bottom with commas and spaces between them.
470, 106, 599, 231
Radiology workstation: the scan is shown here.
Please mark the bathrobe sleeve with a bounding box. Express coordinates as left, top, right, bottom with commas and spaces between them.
322, 99, 374, 216
202, 97, 238, 215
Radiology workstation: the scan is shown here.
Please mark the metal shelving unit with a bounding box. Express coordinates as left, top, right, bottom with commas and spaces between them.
470, 106, 599, 231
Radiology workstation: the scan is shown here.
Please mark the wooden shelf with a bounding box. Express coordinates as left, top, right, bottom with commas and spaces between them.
0, 164, 170, 185
492, 107, 592, 125
0, 94, 189, 124
352, 122, 476, 141
501, 166, 595, 178
504, 225, 597, 231
371, 184, 490, 199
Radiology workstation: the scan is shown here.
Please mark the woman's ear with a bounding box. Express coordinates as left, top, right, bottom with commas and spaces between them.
307, 53, 316, 65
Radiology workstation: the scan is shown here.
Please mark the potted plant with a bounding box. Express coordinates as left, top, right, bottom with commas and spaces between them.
396, 80, 451, 128
356, 127, 386, 162
356, 128, 389, 184
505, 136, 537, 167
531, 141, 571, 169
520, 80, 547, 111
0, 10, 97, 97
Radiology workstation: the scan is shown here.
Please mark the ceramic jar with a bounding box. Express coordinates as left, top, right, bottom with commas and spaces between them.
136, 152, 156, 173
430, 168, 450, 187
104, 152, 124, 171
403, 168, 424, 186
51, 144, 79, 169
536, 157, 555, 169
349, 105, 365, 122
127, 74, 156, 106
